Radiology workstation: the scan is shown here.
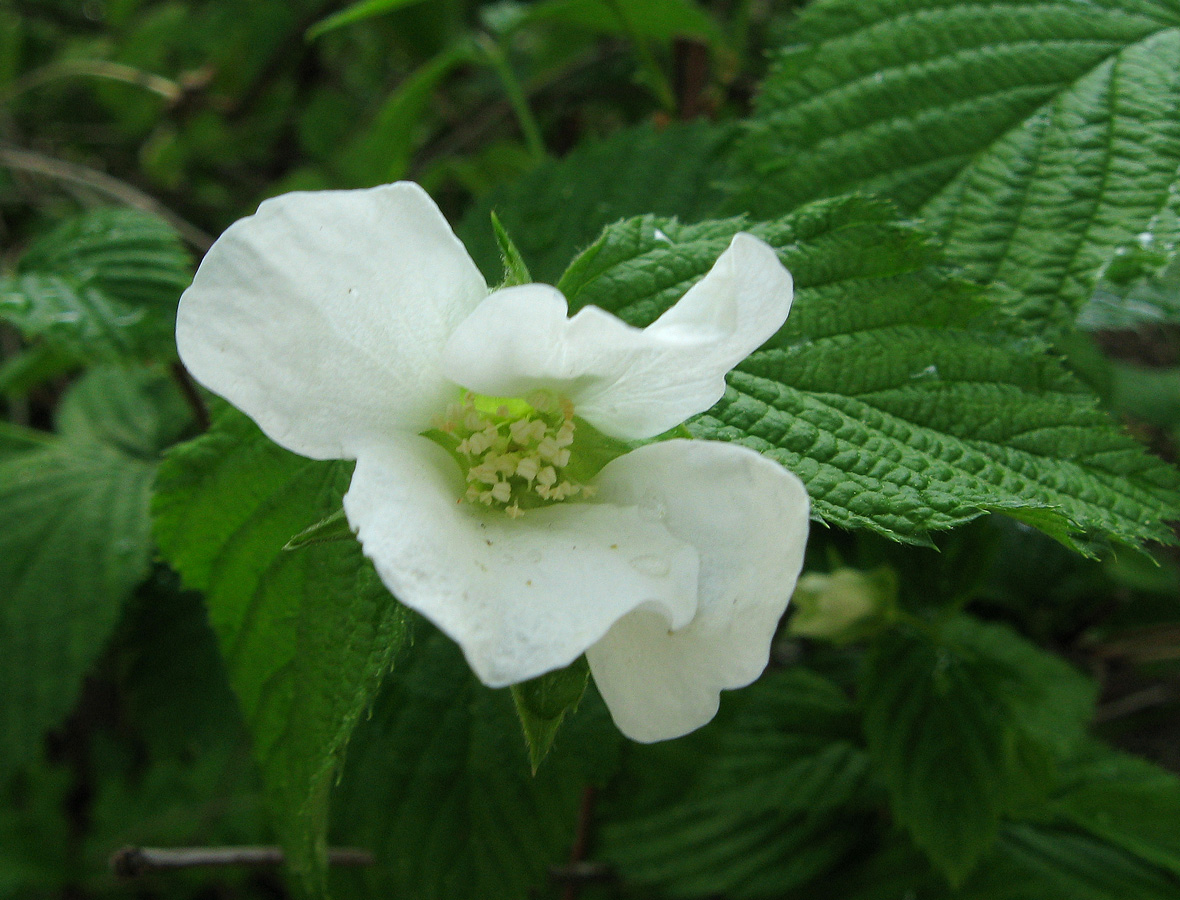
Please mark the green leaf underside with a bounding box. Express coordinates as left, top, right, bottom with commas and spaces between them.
330, 626, 620, 900
736, 0, 1180, 332
510, 656, 590, 772
0, 208, 191, 362
1049, 747, 1180, 878
557, 196, 1180, 548
0, 367, 179, 776
860, 615, 1096, 884
968, 824, 1180, 900
862, 627, 1014, 882
831, 821, 1180, 899
602, 669, 872, 898
0, 445, 154, 774
152, 406, 409, 894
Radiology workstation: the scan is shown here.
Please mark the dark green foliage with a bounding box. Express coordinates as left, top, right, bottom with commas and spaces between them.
3, 2, 1180, 899
153, 407, 410, 894
0, 367, 185, 778
0, 209, 191, 362
737, 0, 1180, 333
459, 120, 737, 283
1049, 746, 1180, 877
602, 669, 874, 898
329, 626, 620, 900
861, 617, 1090, 882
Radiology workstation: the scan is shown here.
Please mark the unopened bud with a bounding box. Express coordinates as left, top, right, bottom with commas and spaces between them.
788, 567, 895, 643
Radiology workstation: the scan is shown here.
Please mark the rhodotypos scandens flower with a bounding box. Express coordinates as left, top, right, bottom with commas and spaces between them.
176, 182, 809, 742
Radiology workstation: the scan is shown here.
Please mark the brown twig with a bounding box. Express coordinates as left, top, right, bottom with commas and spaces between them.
0, 143, 213, 252
552, 786, 612, 900
1095, 682, 1180, 723
110, 845, 374, 878
0, 59, 184, 107
170, 361, 211, 432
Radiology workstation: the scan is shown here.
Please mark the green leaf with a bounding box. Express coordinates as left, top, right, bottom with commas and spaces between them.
737, 0, 1180, 333
860, 619, 1063, 883
0, 421, 53, 455
817, 817, 1180, 899
0, 344, 77, 397
458, 120, 737, 284
1049, 746, 1180, 878
601, 669, 873, 898
152, 407, 410, 896
510, 656, 590, 772
962, 823, 1180, 900
555, 197, 1180, 549
0, 208, 191, 362
0, 367, 177, 776
55, 364, 193, 457
0, 444, 154, 770
305, 0, 430, 41
329, 625, 620, 900
944, 616, 1097, 757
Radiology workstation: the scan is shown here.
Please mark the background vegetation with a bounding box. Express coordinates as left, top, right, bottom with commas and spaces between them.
3, 1, 1180, 898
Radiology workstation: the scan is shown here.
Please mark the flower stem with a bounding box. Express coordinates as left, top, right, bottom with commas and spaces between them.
171, 361, 210, 432
606, 0, 676, 112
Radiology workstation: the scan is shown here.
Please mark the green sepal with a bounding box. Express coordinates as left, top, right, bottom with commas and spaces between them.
563, 416, 632, 484
283, 507, 354, 551
491, 210, 532, 287
510, 656, 590, 773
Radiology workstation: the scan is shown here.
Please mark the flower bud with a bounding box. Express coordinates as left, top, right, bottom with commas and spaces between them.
788, 567, 895, 643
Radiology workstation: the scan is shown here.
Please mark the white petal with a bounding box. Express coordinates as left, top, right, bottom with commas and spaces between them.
441, 233, 792, 440
177, 182, 486, 460
586, 440, 809, 742
343, 436, 700, 687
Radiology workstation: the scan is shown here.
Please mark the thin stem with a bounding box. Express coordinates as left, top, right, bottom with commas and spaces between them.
0, 143, 213, 252
476, 34, 546, 161
171, 361, 211, 432
1095, 682, 1180, 723
554, 783, 608, 900
0, 59, 183, 108
111, 845, 374, 877
605, 0, 676, 112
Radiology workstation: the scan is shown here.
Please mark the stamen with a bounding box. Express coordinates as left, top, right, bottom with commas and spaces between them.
435, 392, 592, 516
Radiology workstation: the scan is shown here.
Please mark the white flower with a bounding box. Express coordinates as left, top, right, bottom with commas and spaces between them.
176, 182, 810, 743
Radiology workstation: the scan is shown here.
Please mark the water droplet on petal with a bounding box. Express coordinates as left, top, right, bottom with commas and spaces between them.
638, 493, 666, 522
629, 555, 670, 577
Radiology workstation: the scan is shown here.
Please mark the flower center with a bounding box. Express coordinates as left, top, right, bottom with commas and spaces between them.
430, 391, 594, 518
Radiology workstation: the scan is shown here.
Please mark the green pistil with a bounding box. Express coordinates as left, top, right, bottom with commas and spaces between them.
430, 391, 594, 517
